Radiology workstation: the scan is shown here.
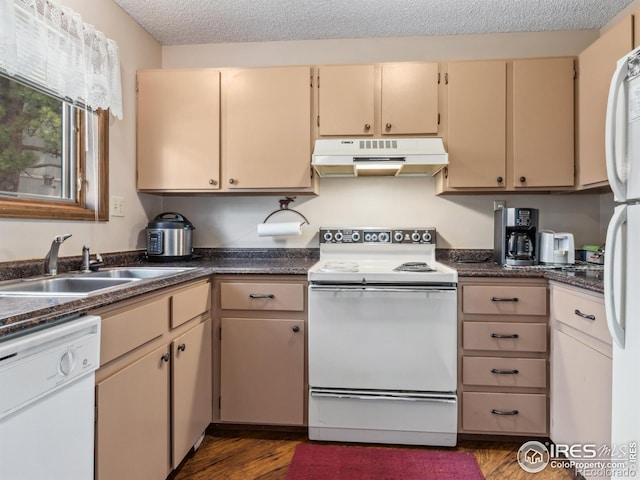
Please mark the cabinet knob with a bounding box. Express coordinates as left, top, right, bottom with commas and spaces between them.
292, 325, 300, 333
177, 343, 186, 352
229, 178, 236, 185
496, 176, 503, 183
519, 176, 526, 183
385, 123, 392, 129
209, 179, 217, 186
161, 353, 170, 362
364, 123, 371, 130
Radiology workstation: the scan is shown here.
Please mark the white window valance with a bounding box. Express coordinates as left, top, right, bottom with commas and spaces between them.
0, 0, 123, 119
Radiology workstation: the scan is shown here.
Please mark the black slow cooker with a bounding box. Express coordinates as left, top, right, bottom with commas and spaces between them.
145, 212, 195, 262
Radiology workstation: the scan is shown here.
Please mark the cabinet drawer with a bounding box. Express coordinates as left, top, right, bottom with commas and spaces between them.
463, 285, 547, 316
100, 296, 170, 365
462, 392, 547, 434
220, 282, 304, 312
463, 322, 547, 352
551, 286, 610, 345
171, 281, 211, 328
462, 357, 547, 388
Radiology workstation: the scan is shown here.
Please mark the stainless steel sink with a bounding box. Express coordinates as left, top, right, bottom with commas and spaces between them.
86, 267, 193, 279
0, 277, 138, 297
0, 267, 196, 297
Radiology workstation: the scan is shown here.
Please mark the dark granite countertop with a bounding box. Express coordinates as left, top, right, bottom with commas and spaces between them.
0, 249, 318, 341
0, 248, 604, 341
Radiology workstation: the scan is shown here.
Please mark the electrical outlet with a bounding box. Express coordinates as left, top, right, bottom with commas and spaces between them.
111, 195, 125, 217
493, 200, 506, 211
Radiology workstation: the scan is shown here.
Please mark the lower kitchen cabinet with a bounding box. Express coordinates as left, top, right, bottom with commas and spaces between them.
94, 279, 212, 480
458, 277, 549, 436
214, 275, 307, 426
220, 317, 304, 424
550, 283, 611, 480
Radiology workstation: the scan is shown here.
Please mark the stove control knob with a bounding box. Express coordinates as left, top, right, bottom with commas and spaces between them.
378, 232, 390, 243
371, 233, 378, 242
334, 232, 343, 242
323, 232, 333, 242
351, 231, 361, 242
423, 232, 432, 243
394, 232, 404, 243
411, 232, 421, 242
364, 233, 372, 242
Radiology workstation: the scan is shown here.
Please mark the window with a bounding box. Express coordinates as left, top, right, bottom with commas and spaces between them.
0, 73, 108, 220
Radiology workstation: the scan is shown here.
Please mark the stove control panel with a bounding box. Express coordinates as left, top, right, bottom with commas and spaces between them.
320, 228, 436, 244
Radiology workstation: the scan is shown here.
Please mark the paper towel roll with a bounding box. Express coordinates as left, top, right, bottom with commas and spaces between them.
257, 222, 303, 237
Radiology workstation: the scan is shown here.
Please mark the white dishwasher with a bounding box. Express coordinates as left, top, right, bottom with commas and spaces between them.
0, 315, 101, 480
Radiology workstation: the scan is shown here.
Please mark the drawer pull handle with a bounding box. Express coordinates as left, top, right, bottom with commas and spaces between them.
490, 333, 519, 339
574, 309, 596, 321
491, 368, 519, 375
249, 293, 275, 299
491, 297, 519, 302
491, 409, 519, 416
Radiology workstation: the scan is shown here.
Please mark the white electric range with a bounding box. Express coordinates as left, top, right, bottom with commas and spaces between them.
307, 227, 459, 447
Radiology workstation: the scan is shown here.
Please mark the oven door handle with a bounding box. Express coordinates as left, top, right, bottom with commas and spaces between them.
309, 286, 456, 293
310, 391, 457, 404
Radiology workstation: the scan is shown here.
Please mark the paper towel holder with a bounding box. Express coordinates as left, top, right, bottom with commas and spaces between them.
263, 197, 310, 225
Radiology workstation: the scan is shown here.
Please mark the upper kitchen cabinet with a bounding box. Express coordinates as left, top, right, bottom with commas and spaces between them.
317, 63, 439, 137
512, 57, 574, 188
137, 69, 221, 192
437, 57, 575, 193
577, 16, 633, 188
441, 61, 507, 189
221, 66, 314, 191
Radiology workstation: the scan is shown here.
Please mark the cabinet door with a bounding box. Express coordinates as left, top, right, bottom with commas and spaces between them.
95, 345, 171, 480
513, 58, 575, 188
220, 317, 305, 425
577, 17, 632, 186
381, 63, 439, 135
446, 61, 507, 188
137, 69, 220, 191
222, 66, 312, 189
172, 319, 212, 468
318, 64, 375, 136
551, 329, 612, 461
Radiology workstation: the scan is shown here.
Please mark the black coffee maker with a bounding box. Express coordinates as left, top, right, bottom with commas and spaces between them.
494, 208, 539, 266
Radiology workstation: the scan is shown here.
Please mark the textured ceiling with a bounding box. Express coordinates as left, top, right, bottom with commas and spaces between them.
113, 0, 635, 46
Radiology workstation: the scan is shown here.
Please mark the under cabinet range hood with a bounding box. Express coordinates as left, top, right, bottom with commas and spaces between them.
312, 137, 448, 177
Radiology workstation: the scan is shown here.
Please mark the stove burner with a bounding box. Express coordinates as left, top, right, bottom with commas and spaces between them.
319, 261, 360, 273
393, 262, 435, 272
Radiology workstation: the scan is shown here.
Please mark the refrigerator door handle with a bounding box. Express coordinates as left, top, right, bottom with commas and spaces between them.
605, 205, 626, 349
605, 54, 628, 202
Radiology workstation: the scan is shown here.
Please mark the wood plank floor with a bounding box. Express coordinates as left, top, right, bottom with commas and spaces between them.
170, 429, 576, 480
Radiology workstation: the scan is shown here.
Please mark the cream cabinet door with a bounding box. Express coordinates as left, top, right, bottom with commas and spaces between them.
317, 64, 375, 136
220, 317, 305, 425
381, 63, 439, 135
512, 58, 575, 188
577, 17, 632, 187
95, 345, 171, 480
222, 66, 312, 189
137, 69, 221, 191
172, 319, 212, 469
445, 61, 507, 188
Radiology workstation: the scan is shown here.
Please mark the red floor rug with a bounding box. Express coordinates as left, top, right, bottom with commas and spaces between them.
285, 444, 485, 480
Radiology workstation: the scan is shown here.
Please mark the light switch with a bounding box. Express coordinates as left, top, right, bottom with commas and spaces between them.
111, 196, 125, 217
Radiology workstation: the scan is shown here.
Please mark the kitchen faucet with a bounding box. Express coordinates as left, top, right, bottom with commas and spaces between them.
44, 234, 72, 275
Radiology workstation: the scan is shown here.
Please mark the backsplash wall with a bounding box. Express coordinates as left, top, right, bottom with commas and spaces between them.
162, 177, 604, 250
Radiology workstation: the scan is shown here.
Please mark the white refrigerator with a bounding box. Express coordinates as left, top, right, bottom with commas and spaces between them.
606, 44, 640, 479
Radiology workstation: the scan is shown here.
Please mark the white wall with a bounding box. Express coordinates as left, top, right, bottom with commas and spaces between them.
164, 178, 602, 249
161, 29, 608, 250
0, 0, 163, 262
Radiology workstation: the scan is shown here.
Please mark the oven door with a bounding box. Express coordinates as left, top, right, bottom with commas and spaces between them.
308, 285, 457, 392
